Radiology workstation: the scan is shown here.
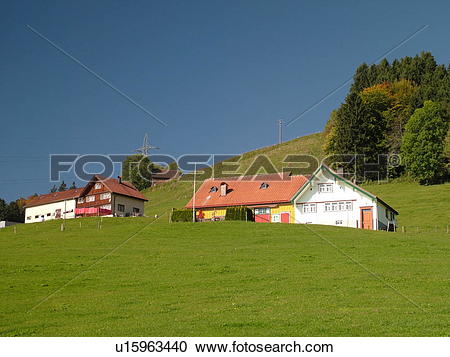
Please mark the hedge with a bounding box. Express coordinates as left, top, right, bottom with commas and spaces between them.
225, 206, 253, 221
171, 208, 193, 222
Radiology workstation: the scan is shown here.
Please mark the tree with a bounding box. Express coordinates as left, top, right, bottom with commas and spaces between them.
122, 154, 154, 191
401, 101, 448, 184
58, 181, 67, 192
325, 92, 387, 180
69, 181, 76, 189
0, 198, 7, 221
5, 200, 25, 222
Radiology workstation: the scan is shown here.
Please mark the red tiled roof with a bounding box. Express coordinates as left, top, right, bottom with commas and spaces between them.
91, 176, 148, 201
25, 188, 84, 208
185, 173, 308, 209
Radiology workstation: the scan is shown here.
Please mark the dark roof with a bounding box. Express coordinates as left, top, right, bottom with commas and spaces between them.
151, 170, 180, 180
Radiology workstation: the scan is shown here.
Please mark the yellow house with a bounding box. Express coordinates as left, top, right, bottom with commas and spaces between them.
185, 172, 308, 223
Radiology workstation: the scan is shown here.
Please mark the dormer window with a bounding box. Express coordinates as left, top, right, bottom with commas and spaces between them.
209, 186, 218, 193
260, 182, 269, 189
95, 183, 102, 189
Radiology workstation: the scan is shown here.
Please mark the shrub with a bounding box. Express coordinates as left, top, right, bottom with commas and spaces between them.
225, 206, 253, 221
171, 208, 193, 222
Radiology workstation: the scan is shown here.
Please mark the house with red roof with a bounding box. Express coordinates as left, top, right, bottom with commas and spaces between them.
185, 172, 308, 223
185, 165, 399, 230
25, 175, 147, 223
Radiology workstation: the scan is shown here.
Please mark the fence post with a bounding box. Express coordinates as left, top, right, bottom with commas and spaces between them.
401, 226, 405, 233
60, 223, 64, 232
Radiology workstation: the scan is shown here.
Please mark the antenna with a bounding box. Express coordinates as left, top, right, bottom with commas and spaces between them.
278, 120, 284, 144
136, 133, 159, 156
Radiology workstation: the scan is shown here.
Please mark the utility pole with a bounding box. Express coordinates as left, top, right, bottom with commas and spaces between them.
192, 163, 197, 223
278, 120, 283, 144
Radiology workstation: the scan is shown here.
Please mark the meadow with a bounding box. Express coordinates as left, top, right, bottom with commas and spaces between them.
1, 133, 448, 336
1, 218, 449, 336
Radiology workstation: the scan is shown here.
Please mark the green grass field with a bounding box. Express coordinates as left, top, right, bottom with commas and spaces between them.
1, 132, 448, 336
0, 218, 449, 336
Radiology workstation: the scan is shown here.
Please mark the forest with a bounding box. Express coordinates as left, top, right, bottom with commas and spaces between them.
324, 52, 449, 184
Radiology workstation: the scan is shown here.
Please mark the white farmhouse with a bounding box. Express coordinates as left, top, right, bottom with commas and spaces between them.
293, 165, 398, 231
25, 188, 83, 223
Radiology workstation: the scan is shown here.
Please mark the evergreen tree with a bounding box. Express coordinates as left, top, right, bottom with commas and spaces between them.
326, 92, 387, 181
69, 181, 76, 189
0, 198, 6, 221
401, 101, 448, 184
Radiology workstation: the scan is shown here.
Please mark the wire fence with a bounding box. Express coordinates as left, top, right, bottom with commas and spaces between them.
398, 225, 450, 234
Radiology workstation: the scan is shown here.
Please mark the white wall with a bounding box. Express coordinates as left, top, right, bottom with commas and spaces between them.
25, 199, 76, 224
293, 169, 378, 229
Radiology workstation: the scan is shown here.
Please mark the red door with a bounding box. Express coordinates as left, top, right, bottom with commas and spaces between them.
281, 212, 290, 223
360, 207, 373, 230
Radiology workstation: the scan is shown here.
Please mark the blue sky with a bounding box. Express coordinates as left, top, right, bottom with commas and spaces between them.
1, 0, 449, 201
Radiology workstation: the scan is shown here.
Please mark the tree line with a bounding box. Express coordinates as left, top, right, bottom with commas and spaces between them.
324, 52, 449, 184
0, 198, 26, 223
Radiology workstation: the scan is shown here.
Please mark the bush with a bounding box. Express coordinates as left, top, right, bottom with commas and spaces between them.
171, 208, 193, 222
225, 206, 253, 221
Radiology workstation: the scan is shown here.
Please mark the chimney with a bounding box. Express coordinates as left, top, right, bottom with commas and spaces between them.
220, 182, 228, 196
118, 176, 122, 184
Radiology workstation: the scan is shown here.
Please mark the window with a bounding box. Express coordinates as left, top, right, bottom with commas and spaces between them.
27, 216, 31, 221
117, 204, 125, 212
77, 197, 84, 203
318, 183, 333, 193
35, 215, 39, 219
254, 207, 270, 215
302, 203, 317, 213
336, 220, 343, 225
260, 182, 269, 189
271, 214, 280, 223
133, 207, 140, 214
325, 201, 353, 212
209, 186, 218, 193
47, 213, 51, 217
100, 192, 111, 200
100, 204, 111, 210
95, 183, 102, 189
86, 195, 95, 202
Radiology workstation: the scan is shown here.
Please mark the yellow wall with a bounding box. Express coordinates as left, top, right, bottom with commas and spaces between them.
196, 203, 295, 223
270, 204, 295, 223
197, 208, 227, 219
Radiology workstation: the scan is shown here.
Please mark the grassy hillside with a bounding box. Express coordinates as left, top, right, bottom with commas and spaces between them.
1, 132, 448, 337
143, 132, 324, 219
362, 181, 450, 229
143, 132, 449, 230
1, 219, 449, 336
